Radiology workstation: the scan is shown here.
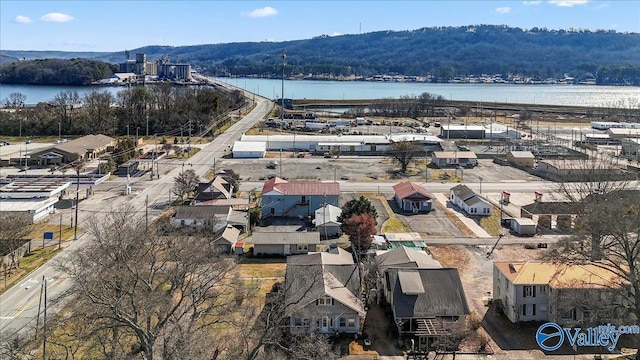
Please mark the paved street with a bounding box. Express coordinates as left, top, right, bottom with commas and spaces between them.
0, 82, 274, 336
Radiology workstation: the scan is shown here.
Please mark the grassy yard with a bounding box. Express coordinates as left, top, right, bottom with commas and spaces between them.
0, 247, 60, 295
476, 206, 503, 236
238, 263, 286, 278
429, 245, 470, 273
27, 223, 77, 243
374, 195, 412, 233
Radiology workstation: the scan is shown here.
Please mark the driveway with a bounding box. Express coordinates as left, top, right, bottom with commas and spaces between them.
385, 197, 467, 238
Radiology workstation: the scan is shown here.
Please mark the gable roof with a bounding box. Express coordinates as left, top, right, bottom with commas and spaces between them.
262, 177, 340, 196
173, 205, 231, 220
388, 268, 470, 318
212, 225, 240, 246
450, 184, 475, 201
248, 232, 320, 245
195, 176, 231, 201
393, 181, 434, 201
314, 204, 342, 226
376, 246, 442, 272
55, 134, 114, 153
285, 248, 364, 316
464, 195, 490, 207
493, 261, 621, 288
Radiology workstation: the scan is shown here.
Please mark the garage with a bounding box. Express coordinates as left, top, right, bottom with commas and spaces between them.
232, 141, 267, 158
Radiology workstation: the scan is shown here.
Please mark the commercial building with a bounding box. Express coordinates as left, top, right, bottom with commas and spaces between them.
29, 134, 115, 166
431, 151, 477, 168
506, 151, 535, 168
0, 178, 70, 223
232, 141, 267, 158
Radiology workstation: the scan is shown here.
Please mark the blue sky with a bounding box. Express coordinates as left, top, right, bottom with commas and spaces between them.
1, 0, 639, 52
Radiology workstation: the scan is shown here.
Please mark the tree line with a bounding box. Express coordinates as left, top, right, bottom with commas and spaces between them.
0, 85, 246, 138
2, 25, 639, 85
0, 58, 116, 85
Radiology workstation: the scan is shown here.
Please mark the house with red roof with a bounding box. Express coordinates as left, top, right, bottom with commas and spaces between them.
393, 181, 434, 213
261, 177, 340, 219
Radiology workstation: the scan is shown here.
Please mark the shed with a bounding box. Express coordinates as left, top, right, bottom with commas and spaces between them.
506, 151, 535, 168
510, 217, 537, 236
232, 141, 267, 158
248, 232, 320, 256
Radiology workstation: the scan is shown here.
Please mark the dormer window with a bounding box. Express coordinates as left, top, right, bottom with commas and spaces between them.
317, 296, 333, 306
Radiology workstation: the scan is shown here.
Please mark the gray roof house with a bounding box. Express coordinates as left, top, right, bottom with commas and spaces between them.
248, 232, 321, 256
387, 268, 471, 352
194, 176, 232, 202
285, 248, 365, 335
450, 184, 492, 216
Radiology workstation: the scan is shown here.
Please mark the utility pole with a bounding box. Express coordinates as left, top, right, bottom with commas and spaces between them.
145, 195, 149, 229
73, 162, 81, 241
42, 276, 47, 360
279, 150, 283, 178
280, 52, 286, 124
59, 214, 62, 249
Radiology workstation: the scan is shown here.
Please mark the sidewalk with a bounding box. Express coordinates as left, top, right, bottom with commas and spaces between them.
433, 193, 492, 238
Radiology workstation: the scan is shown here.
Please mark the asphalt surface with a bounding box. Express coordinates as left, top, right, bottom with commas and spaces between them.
0, 82, 274, 337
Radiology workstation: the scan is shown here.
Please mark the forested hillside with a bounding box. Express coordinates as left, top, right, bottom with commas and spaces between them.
2, 25, 639, 84
0, 58, 116, 85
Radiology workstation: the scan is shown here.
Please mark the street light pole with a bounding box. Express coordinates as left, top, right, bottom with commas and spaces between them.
280, 52, 286, 124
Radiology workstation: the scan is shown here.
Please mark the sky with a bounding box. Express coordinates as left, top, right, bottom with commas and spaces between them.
1, 0, 639, 52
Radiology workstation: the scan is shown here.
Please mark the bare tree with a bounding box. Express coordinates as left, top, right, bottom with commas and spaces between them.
386, 140, 422, 174
4, 92, 26, 137
53, 206, 243, 360
0, 214, 32, 271
0, 331, 30, 360
173, 168, 200, 202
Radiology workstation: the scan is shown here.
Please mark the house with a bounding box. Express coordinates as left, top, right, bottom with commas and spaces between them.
506, 151, 535, 168
232, 141, 267, 158
247, 232, 320, 256
393, 181, 434, 213
29, 134, 115, 166
431, 151, 477, 168
261, 177, 340, 219
313, 204, 342, 239
386, 268, 471, 351
493, 261, 624, 325
211, 225, 241, 253
194, 176, 232, 203
520, 201, 580, 231
170, 205, 231, 232
376, 246, 442, 303
449, 185, 492, 216
285, 248, 365, 335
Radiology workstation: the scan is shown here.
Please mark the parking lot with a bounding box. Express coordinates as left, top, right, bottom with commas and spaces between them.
216, 156, 540, 184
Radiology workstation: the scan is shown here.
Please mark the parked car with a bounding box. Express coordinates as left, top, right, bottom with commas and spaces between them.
0, 141, 10, 146
25, 139, 32, 144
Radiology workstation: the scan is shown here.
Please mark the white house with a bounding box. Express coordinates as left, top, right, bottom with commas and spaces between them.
449, 184, 492, 216
313, 204, 342, 239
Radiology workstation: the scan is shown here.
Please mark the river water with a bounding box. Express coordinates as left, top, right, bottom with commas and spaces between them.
0, 79, 638, 107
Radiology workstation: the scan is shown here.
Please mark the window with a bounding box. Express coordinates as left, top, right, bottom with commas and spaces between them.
506, 281, 510, 290
561, 309, 577, 320
539, 285, 547, 294
297, 243, 308, 251
348, 318, 356, 327
294, 318, 302, 326
522, 304, 527, 316
483, 208, 490, 214
322, 317, 334, 328
317, 296, 333, 306
302, 318, 310, 326
532, 304, 536, 316
523, 285, 536, 298
340, 318, 346, 327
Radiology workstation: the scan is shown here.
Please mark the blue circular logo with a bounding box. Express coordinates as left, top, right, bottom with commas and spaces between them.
536, 322, 564, 351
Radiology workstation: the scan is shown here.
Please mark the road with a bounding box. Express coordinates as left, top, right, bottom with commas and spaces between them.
0, 81, 273, 337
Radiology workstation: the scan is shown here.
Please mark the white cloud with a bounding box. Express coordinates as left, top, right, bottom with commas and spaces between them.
495, 7, 511, 14
242, 6, 278, 18
41, 12, 74, 22
15, 15, 32, 24
523, 1, 542, 5
548, 0, 589, 7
